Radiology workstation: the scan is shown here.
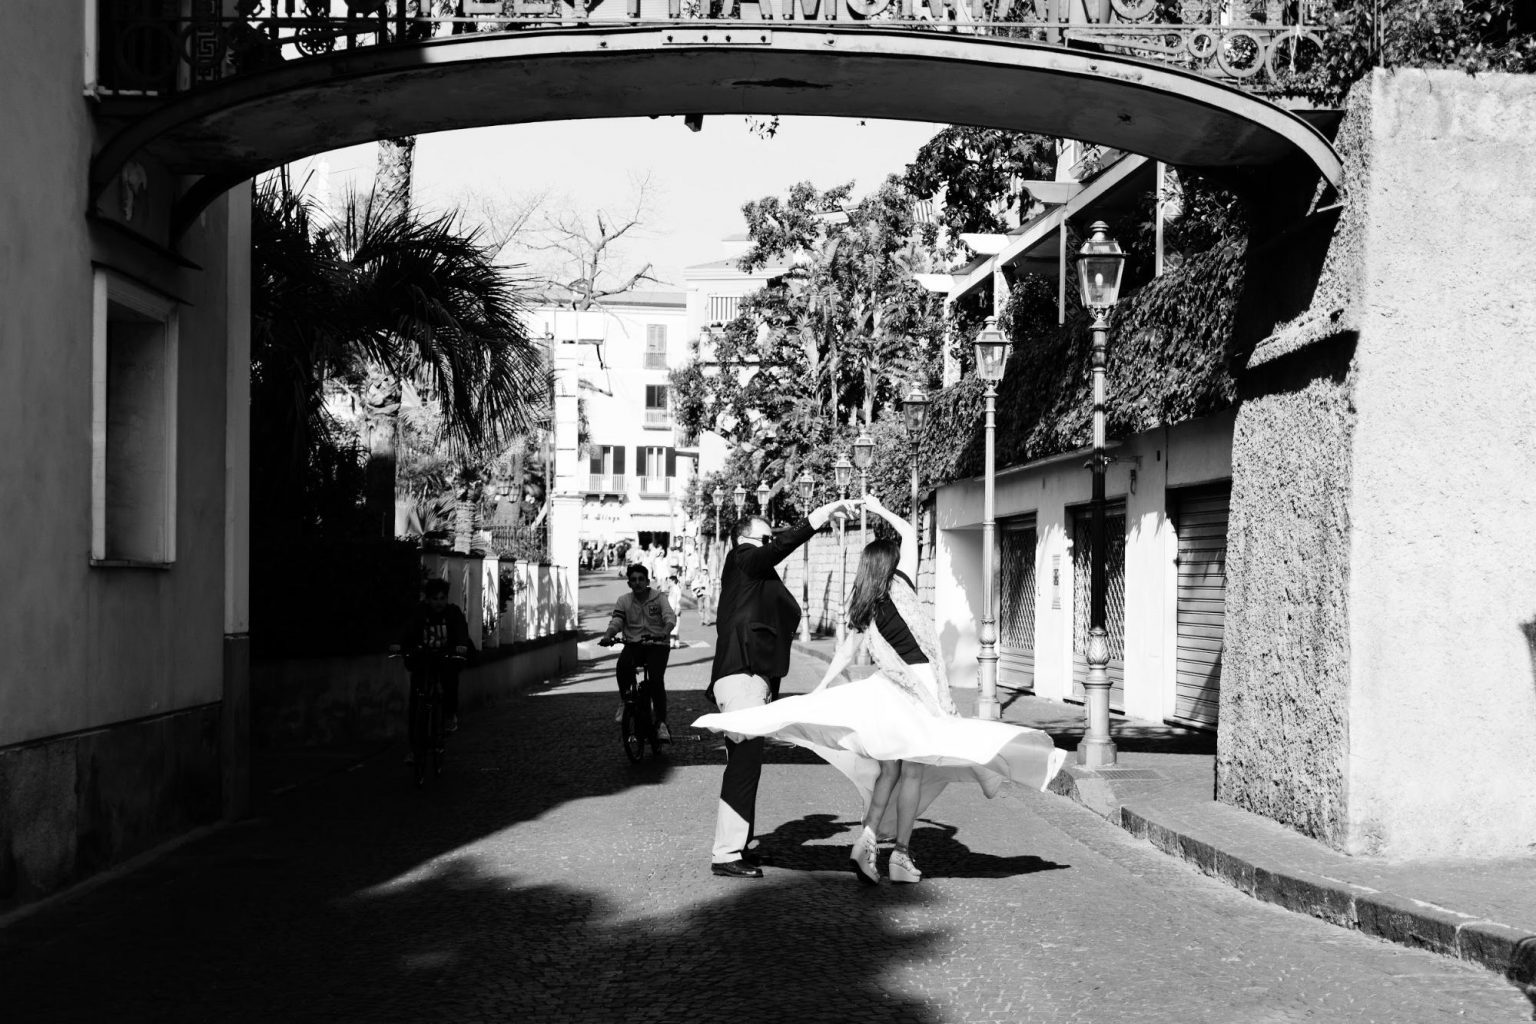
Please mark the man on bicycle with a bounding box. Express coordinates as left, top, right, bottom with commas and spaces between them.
597, 564, 677, 742
394, 578, 471, 759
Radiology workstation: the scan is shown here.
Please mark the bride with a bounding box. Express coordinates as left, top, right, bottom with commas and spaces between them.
693, 491, 1067, 885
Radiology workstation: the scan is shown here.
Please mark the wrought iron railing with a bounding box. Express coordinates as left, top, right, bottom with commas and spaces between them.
489, 521, 550, 562
96, 0, 1331, 98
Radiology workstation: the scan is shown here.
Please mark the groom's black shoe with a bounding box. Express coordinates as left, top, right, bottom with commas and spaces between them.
711, 859, 763, 879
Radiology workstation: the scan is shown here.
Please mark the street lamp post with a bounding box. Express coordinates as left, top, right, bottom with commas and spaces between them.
709, 485, 725, 626
902, 386, 930, 539
711, 485, 724, 558
1074, 220, 1126, 767
973, 316, 1013, 722
833, 454, 853, 645
797, 470, 815, 641
755, 480, 771, 518
852, 430, 874, 546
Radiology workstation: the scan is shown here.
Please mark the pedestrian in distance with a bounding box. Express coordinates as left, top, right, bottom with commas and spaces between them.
695, 492, 1067, 885
699, 495, 858, 879
598, 563, 678, 743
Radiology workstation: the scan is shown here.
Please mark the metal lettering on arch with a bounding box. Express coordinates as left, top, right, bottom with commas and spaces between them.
98, 0, 1330, 96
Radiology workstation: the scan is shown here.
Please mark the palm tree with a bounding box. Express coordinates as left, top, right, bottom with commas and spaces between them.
330, 186, 547, 537
251, 176, 547, 540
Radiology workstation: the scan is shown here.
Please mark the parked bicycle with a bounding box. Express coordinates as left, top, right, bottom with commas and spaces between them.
388, 644, 466, 785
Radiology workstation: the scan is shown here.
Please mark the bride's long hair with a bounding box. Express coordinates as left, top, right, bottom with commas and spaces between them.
846, 539, 900, 631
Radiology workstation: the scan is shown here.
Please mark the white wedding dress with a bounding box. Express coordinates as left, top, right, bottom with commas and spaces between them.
693, 575, 1068, 833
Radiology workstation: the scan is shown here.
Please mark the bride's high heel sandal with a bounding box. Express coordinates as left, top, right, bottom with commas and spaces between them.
888, 845, 922, 884
850, 826, 880, 885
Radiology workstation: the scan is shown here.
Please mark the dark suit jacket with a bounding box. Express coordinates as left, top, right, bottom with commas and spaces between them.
709, 517, 817, 690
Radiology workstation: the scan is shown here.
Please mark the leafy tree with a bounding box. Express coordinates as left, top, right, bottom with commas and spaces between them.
673, 176, 948, 517
1299, 0, 1535, 103
903, 127, 1057, 246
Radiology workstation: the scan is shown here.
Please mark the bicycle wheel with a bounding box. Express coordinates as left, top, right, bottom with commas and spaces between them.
620, 700, 645, 763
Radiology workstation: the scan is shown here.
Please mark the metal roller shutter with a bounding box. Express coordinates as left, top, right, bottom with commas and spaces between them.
998, 517, 1037, 691
1171, 484, 1230, 728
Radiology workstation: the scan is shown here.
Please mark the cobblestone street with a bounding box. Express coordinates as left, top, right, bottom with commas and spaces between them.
3, 575, 1529, 1024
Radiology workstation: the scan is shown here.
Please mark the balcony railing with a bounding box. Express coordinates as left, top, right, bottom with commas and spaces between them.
97, 1, 1331, 98
587, 474, 626, 494
637, 475, 675, 497
643, 409, 672, 428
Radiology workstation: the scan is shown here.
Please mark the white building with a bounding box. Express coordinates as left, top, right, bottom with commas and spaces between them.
679, 235, 790, 479
528, 292, 693, 552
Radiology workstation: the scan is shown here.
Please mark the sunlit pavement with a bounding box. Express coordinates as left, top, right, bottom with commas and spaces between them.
2, 573, 1529, 1024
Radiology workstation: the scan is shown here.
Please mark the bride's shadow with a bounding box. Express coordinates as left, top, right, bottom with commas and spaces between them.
752, 814, 1070, 880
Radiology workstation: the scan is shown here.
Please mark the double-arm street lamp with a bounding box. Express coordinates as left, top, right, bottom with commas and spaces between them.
1074, 220, 1126, 767
797, 470, 815, 641
973, 315, 1013, 722
833, 453, 853, 645
903, 386, 930, 537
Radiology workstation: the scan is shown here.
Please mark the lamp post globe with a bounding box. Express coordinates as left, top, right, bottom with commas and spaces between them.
832, 454, 853, 495
973, 316, 1012, 382
1073, 221, 1126, 768
1075, 221, 1126, 311
756, 480, 771, 514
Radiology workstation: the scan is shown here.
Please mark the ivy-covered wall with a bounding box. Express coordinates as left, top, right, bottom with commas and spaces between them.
921, 237, 1250, 491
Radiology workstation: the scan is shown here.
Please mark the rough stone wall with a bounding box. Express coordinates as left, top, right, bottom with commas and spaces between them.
1220, 342, 1356, 847
1216, 79, 1374, 848
779, 529, 857, 637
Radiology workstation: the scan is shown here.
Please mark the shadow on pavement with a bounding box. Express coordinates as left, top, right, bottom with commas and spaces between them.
6, 841, 948, 1024
754, 813, 1071, 881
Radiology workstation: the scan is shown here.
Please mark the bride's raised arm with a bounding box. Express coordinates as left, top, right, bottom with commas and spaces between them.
861, 492, 917, 581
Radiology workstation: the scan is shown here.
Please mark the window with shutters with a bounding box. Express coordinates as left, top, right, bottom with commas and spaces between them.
639, 446, 675, 495
644, 385, 670, 428
587, 444, 626, 494
644, 325, 668, 369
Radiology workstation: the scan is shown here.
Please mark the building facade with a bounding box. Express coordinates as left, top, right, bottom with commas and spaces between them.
529, 293, 695, 552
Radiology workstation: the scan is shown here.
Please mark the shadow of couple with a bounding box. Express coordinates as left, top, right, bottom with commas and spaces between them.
748, 812, 1070, 880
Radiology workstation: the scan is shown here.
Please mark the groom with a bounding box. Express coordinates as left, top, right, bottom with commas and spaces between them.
708, 496, 852, 878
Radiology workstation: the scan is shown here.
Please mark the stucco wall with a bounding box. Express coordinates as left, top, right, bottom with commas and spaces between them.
0, 1, 240, 909
1348, 71, 1536, 857
1221, 70, 1536, 859
0, 2, 232, 748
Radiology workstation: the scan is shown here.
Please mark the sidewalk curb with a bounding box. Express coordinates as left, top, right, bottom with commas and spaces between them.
798, 636, 1536, 989
1103, 794, 1536, 988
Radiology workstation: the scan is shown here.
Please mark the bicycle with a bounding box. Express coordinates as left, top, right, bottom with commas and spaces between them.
600, 635, 669, 763
389, 644, 465, 785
